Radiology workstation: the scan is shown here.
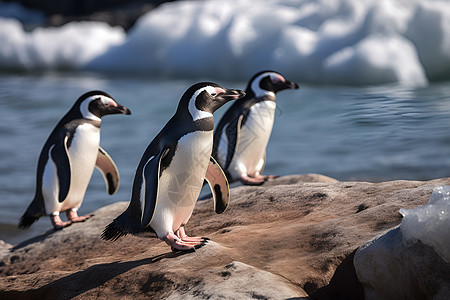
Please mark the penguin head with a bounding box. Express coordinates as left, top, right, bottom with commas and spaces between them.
248, 71, 299, 98
77, 91, 131, 121
181, 82, 245, 121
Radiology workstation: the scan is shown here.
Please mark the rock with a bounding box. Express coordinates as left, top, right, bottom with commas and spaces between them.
261, 173, 339, 186
0, 240, 12, 262
354, 227, 450, 300
0, 174, 449, 299
166, 259, 307, 299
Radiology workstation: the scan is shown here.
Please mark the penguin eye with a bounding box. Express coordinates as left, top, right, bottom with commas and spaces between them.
210, 93, 217, 97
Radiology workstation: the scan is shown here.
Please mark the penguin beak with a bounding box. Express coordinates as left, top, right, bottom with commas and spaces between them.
216, 89, 246, 102
119, 105, 132, 115
288, 80, 299, 90
109, 104, 132, 115
272, 79, 299, 93
284, 80, 299, 90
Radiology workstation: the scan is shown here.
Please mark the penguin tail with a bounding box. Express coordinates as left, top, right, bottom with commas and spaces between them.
18, 213, 39, 229
102, 219, 128, 242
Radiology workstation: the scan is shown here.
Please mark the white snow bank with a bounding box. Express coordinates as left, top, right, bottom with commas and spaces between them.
1, 0, 450, 86
400, 186, 450, 263
406, 1, 450, 82
0, 18, 125, 70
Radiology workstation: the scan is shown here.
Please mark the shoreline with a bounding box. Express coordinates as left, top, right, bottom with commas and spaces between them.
0, 173, 446, 247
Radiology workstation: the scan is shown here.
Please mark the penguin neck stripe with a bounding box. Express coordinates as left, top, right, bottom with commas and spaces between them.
80, 97, 101, 122
251, 72, 279, 98
79, 95, 115, 121
188, 86, 215, 121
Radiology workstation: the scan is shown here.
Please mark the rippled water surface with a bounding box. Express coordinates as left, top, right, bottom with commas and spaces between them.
0, 72, 449, 244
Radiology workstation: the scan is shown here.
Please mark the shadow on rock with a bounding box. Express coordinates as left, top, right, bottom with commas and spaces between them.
12, 228, 59, 251
310, 250, 364, 300
0, 251, 186, 300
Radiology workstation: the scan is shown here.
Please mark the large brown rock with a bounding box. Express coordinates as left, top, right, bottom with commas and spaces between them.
0, 174, 449, 299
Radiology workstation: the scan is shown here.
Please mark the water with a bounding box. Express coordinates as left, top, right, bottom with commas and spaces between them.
0, 72, 449, 245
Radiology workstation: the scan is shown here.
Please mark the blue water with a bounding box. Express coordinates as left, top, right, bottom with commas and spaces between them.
0, 72, 449, 245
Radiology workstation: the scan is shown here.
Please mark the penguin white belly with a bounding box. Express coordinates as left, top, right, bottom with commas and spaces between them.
149, 130, 212, 238
228, 101, 275, 179
44, 124, 100, 214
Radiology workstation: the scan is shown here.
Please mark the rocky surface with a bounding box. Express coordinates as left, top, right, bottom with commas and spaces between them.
0, 174, 449, 299
0, 240, 12, 262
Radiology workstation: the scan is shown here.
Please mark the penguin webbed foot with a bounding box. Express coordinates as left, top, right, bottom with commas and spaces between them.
50, 215, 72, 230
176, 226, 210, 243
240, 174, 278, 186
240, 174, 265, 186
66, 211, 94, 223
163, 232, 208, 252
170, 242, 206, 253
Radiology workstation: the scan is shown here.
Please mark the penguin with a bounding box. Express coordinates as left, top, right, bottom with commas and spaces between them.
212, 71, 299, 185
102, 82, 245, 252
19, 91, 131, 230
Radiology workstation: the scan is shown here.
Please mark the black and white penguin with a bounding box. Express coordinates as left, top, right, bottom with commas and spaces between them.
212, 71, 299, 185
19, 91, 131, 230
102, 82, 245, 252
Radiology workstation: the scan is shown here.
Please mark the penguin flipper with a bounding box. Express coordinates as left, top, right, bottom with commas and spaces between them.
141, 148, 167, 228
51, 135, 71, 203
96, 146, 120, 195
223, 114, 244, 171
205, 156, 230, 214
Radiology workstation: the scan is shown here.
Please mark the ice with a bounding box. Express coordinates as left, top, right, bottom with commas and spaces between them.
406, 1, 450, 82
322, 35, 427, 86
1, 0, 450, 86
400, 186, 450, 263
0, 18, 125, 70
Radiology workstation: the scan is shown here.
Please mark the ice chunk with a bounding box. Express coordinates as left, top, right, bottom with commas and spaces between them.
406, 1, 450, 82
0, 18, 125, 70
323, 35, 427, 86
79, 0, 450, 85
2, 0, 450, 85
400, 186, 450, 263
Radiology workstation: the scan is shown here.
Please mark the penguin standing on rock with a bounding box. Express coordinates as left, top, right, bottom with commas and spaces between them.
102, 82, 245, 252
19, 91, 131, 230
213, 71, 299, 185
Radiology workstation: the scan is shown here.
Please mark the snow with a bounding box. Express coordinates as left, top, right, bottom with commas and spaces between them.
400, 186, 450, 263
1, 0, 450, 86
0, 18, 125, 70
